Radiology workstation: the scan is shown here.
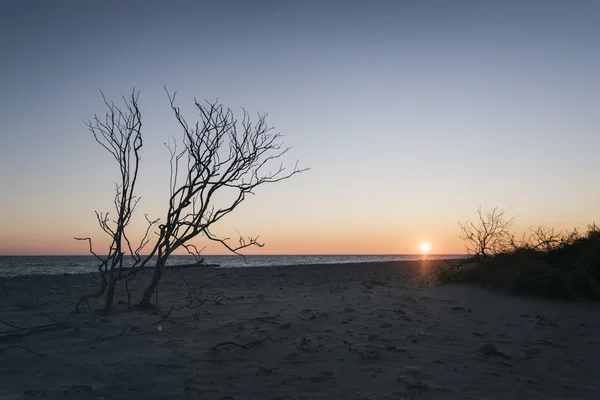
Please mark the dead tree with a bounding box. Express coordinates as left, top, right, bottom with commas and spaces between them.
75, 89, 157, 314
526, 226, 579, 252
132, 88, 307, 309
459, 207, 514, 260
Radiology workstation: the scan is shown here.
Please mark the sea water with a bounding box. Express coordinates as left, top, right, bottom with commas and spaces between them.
0, 254, 466, 277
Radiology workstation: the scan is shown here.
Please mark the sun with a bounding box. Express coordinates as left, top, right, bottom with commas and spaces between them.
419, 242, 431, 254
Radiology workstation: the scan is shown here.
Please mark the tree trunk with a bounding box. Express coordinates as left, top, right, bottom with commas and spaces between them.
137, 258, 166, 309
103, 276, 116, 315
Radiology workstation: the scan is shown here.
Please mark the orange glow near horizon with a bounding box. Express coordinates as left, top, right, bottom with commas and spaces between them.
0, 226, 467, 256
6, 212, 584, 256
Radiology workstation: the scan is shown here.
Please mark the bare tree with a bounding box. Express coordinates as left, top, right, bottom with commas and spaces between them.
79, 88, 307, 312
526, 226, 579, 252
459, 207, 514, 260
133, 89, 307, 309
75, 90, 157, 314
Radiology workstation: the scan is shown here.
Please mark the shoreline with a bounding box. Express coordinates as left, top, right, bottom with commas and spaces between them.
0, 259, 450, 280
0, 255, 467, 278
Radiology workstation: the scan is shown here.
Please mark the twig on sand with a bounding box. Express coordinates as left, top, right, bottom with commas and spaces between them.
0, 313, 75, 341
0, 323, 69, 341
361, 280, 387, 286
0, 345, 45, 356
298, 315, 316, 321
158, 284, 225, 320
152, 318, 176, 326
2, 313, 98, 342
93, 325, 142, 341
209, 335, 272, 351
257, 365, 278, 374
239, 314, 281, 324
24, 384, 93, 397
0, 318, 22, 330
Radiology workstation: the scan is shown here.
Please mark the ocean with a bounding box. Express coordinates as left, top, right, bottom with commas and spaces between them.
0, 254, 466, 277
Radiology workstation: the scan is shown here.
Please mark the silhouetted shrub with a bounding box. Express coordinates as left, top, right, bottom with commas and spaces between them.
432, 223, 600, 301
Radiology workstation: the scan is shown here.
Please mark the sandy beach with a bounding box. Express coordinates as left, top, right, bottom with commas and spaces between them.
1, 260, 599, 399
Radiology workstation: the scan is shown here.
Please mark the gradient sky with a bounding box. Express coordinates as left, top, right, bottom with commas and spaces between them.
1, 0, 599, 255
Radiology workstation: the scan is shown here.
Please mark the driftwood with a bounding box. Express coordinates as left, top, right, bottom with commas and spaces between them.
119, 263, 219, 273
0, 313, 76, 341
209, 335, 272, 351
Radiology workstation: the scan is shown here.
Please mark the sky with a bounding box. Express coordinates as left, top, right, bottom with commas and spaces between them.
1, 0, 599, 256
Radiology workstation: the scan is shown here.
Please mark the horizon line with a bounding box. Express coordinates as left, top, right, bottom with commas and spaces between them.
0, 253, 468, 257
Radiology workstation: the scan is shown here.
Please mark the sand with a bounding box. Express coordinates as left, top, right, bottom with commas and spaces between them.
1, 260, 599, 399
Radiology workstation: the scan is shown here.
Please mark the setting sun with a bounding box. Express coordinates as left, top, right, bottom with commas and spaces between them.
419, 242, 431, 254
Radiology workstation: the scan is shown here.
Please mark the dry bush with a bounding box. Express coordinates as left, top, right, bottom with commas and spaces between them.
459, 207, 514, 260
433, 210, 600, 300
